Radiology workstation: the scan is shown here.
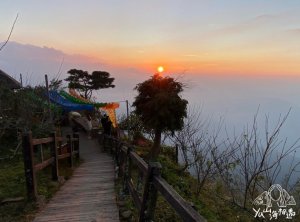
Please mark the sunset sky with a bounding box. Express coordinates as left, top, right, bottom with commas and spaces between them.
1, 0, 300, 76
1, 1, 300, 145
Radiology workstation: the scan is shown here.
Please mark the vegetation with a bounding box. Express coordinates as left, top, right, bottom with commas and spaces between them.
115, 138, 300, 221
0, 81, 78, 221
133, 74, 188, 161
168, 107, 300, 211
0, 83, 62, 160
0, 155, 78, 221
65, 69, 115, 99
116, 103, 300, 221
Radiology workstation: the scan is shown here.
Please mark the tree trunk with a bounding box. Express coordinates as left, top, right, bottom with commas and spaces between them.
149, 129, 162, 161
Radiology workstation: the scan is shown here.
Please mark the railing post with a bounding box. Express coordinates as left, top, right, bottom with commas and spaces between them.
50, 131, 58, 181
139, 162, 162, 222
73, 133, 80, 159
115, 141, 123, 166
67, 135, 73, 168
123, 146, 132, 194
22, 131, 37, 200
119, 144, 126, 179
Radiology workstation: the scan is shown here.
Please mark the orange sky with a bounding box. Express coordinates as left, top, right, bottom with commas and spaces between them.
1, 1, 300, 76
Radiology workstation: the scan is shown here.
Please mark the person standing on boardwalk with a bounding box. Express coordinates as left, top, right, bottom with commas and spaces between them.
101, 114, 112, 135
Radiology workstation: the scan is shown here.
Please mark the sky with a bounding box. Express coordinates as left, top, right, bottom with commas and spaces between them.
1, 1, 300, 147
1, 0, 300, 75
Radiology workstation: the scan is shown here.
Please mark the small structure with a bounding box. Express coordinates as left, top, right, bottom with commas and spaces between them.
0, 69, 21, 89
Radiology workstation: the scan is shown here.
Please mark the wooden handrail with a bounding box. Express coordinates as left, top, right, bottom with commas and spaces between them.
23, 131, 80, 200
102, 134, 206, 222
127, 179, 142, 211
58, 153, 71, 160
129, 151, 148, 175
32, 137, 53, 145
34, 157, 54, 171
153, 175, 206, 222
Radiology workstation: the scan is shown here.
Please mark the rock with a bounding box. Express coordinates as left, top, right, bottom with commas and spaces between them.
121, 210, 132, 219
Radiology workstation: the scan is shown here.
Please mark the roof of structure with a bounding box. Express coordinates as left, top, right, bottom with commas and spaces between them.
0, 69, 21, 89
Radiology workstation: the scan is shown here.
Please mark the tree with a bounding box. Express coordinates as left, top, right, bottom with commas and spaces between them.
133, 74, 188, 161
0, 83, 61, 157
65, 69, 115, 99
168, 107, 237, 195
0, 14, 18, 52
215, 110, 300, 209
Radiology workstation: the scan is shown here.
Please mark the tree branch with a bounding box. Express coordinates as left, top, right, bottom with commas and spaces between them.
0, 14, 19, 52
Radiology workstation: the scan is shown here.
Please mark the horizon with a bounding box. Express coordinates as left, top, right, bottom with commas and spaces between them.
1, 1, 300, 150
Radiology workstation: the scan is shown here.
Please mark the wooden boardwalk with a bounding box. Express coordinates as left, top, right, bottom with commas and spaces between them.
33, 132, 119, 222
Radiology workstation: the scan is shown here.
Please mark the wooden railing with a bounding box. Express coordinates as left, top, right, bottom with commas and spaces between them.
22, 131, 79, 200
102, 135, 206, 222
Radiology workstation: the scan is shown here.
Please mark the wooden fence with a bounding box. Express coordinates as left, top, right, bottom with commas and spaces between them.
22, 131, 79, 200
102, 135, 206, 222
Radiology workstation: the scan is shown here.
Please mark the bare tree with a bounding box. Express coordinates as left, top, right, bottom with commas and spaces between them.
168, 106, 300, 214
0, 14, 18, 52
216, 109, 300, 209
168, 107, 237, 195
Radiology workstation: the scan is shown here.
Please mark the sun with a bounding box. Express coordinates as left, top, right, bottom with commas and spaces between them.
157, 66, 164, 73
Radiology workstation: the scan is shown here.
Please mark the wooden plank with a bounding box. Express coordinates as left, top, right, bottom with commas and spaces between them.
56, 137, 63, 142
33, 134, 119, 222
129, 151, 148, 175
127, 180, 142, 211
34, 157, 54, 171
58, 153, 71, 160
32, 137, 53, 146
153, 176, 206, 222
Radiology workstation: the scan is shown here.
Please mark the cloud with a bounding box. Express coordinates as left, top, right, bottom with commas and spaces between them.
253, 14, 278, 21
214, 14, 279, 35
0, 41, 108, 84
287, 28, 300, 34
182, 54, 199, 57
0, 41, 148, 102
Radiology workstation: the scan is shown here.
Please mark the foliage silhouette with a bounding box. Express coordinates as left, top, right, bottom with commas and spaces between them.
65, 69, 115, 99
133, 74, 188, 161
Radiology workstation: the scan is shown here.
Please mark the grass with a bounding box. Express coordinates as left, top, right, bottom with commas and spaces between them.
0, 154, 80, 222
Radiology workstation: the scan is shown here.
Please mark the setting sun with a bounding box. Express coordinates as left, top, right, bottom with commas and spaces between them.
157, 66, 164, 73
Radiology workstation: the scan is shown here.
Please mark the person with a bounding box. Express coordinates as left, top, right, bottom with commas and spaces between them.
86, 114, 92, 139
106, 118, 112, 135
101, 114, 112, 135
101, 114, 108, 133
68, 112, 81, 133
